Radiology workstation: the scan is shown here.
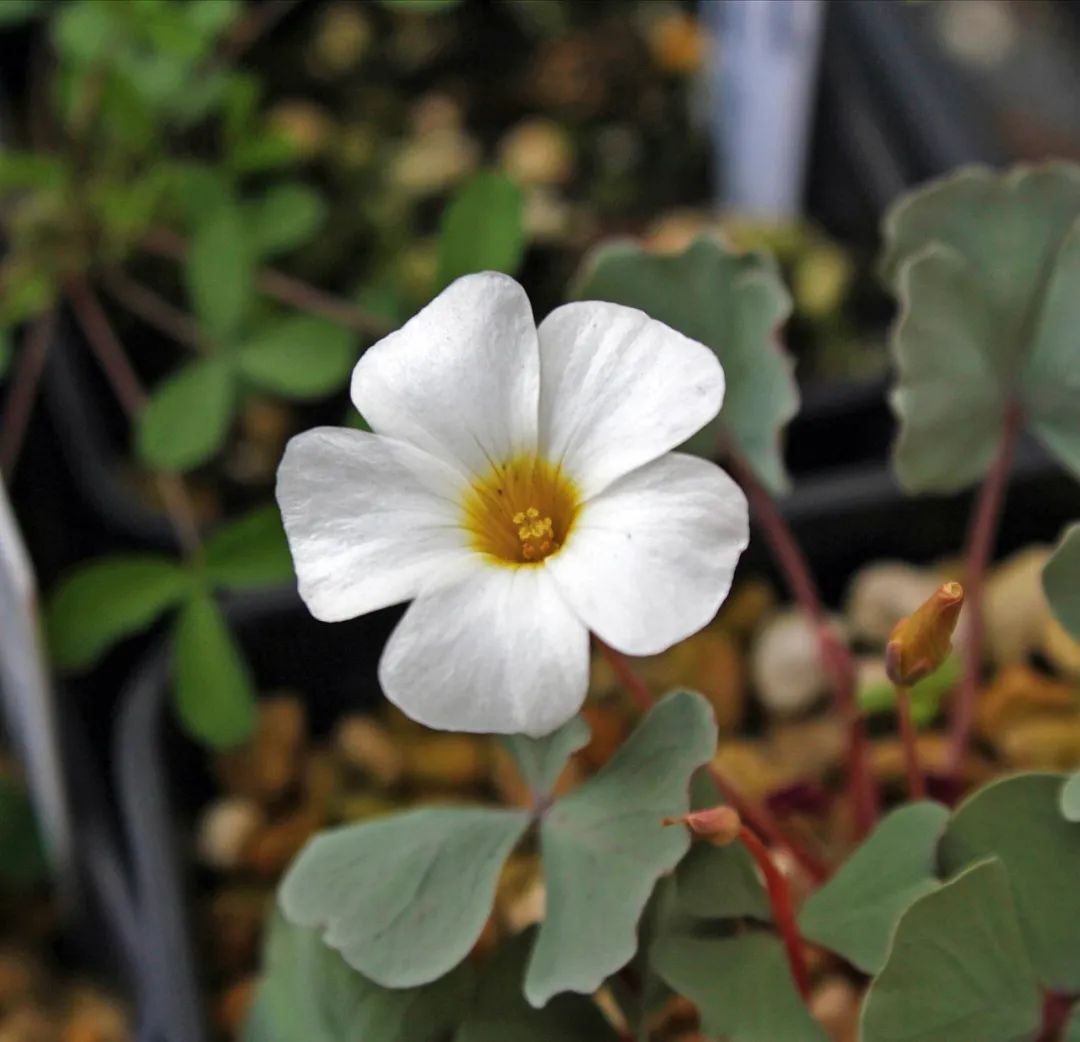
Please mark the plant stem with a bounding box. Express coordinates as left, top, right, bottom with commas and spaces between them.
103, 270, 206, 352
724, 447, 879, 837
894, 684, 925, 800
142, 229, 392, 338
594, 638, 829, 882
65, 281, 202, 559
0, 311, 56, 478
946, 401, 1023, 779
737, 825, 811, 1001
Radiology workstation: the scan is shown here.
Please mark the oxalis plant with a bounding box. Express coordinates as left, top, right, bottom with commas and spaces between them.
244, 162, 1080, 1042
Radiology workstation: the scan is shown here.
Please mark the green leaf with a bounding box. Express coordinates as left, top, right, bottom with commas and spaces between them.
245, 912, 473, 1042
673, 841, 771, 922
939, 771, 1080, 990
235, 317, 356, 398
203, 506, 294, 591
0, 151, 68, 191
1044, 523, 1080, 641
0, 776, 46, 887
247, 184, 327, 257
437, 171, 526, 290
572, 235, 797, 493
280, 806, 530, 989
185, 199, 255, 337
1062, 772, 1080, 823
858, 653, 959, 726
525, 690, 718, 1007
503, 716, 590, 803
456, 930, 618, 1042
1066, 1003, 1080, 1042
882, 164, 1080, 492
47, 554, 190, 670
860, 859, 1042, 1042
0, 0, 44, 26
653, 931, 826, 1042
799, 801, 949, 974
136, 357, 236, 471
172, 591, 257, 749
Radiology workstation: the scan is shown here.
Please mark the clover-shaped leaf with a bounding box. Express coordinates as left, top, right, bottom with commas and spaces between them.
799, 801, 948, 974
245, 912, 473, 1042
882, 163, 1080, 493
939, 772, 1080, 991
653, 931, 826, 1042
572, 236, 796, 493
280, 807, 529, 989
503, 716, 590, 803
235, 316, 356, 398
525, 690, 717, 1007
1044, 522, 1080, 641
860, 859, 1042, 1042
202, 505, 294, 591
456, 930, 617, 1042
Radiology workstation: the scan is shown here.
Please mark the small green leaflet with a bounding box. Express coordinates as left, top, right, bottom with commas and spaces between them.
246, 184, 327, 258
437, 171, 526, 290
235, 316, 356, 398
185, 198, 255, 338
202, 506, 294, 590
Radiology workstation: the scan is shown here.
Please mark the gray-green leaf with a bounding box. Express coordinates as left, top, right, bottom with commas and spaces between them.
572, 235, 797, 492
186, 199, 255, 337
203, 506, 294, 591
136, 357, 236, 471
172, 590, 257, 749
1062, 772, 1080, 823
653, 931, 827, 1042
882, 164, 1080, 493
939, 771, 1080, 991
245, 912, 473, 1042
799, 801, 948, 974
437, 171, 526, 290
1044, 523, 1080, 641
859, 859, 1042, 1042
456, 930, 617, 1042
502, 716, 590, 804
247, 184, 327, 257
1065, 1003, 1080, 1042
280, 807, 530, 989
235, 317, 356, 398
47, 554, 191, 669
525, 690, 717, 1007
674, 841, 771, 922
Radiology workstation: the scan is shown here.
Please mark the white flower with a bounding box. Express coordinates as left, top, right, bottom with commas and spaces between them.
276, 273, 749, 737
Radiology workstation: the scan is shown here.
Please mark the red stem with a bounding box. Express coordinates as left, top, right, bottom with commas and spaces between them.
894, 684, 926, 800
725, 448, 879, 837
594, 638, 829, 882
738, 825, 811, 1001
946, 401, 1022, 778
0, 311, 56, 478
1037, 992, 1074, 1042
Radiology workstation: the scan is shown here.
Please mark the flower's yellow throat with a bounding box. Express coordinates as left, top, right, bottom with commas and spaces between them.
462, 456, 580, 565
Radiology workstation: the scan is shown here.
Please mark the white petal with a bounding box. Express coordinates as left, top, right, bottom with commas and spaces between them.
276, 427, 477, 622
546, 453, 749, 656
351, 273, 540, 476
379, 567, 589, 737
537, 301, 725, 498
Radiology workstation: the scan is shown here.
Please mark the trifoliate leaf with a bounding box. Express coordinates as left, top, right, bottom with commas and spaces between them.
799, 801, 948, 974
860, 859, 1042, 1042
653, 931, 826, 1042
202, 506, 294, 590
572, 236, 796, 493
503, 716, 590, 804
939, 772, 1080, 990
235, 317, 356, 398
437, 171, 526, 290
136, 357, 236, 471
525, 690, 717, 1007
882, 164, 1080, 493
172, 591, 257, 749
0, 776, 46, 887
280, 807, 530, 989
247, 184, 327, 257
1062, 772, 1080, 823
47, 554, 191, 669
185, 198, 255, 337
1044, 523, 1080, 641
456, 930, 617, 1042
244, 912, 473, 1042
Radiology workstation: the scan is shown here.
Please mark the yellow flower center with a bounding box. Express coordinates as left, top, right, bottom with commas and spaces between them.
462, 456, 580, 566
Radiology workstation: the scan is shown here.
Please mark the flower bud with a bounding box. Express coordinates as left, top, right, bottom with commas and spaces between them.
885, 581, 965, 687
661, 804, 742, 846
